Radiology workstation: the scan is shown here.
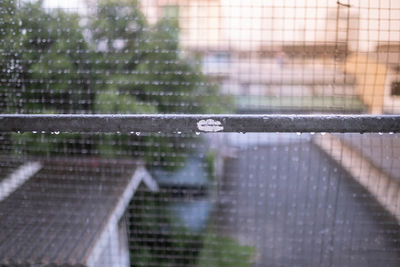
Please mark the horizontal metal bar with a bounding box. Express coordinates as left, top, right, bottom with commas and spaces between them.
0, 114, 400, 133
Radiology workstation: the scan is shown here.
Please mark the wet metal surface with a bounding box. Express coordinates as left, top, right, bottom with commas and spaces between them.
1, 114, 400, 133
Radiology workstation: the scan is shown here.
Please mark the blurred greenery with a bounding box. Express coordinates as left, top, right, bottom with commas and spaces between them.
235, 95, 365, 113
206, 151, 216, 182
1, 0, 95, 114
11, 132, 92, 156
90, 0, 227, 115
129, 189, 203, 267
1, 2, 234, 264
129, 187, 255, 267
1, 0, 231, 167
197, 232, 256, 267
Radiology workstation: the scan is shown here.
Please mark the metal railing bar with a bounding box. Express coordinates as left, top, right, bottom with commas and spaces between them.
0, 114, 399, 133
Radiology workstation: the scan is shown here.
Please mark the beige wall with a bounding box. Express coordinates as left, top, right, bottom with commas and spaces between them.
140, 0, 400, 52
180, 0, 222, 50
140, 0, 223, 50
344, 53, 387, 114
353, 0, 400, 52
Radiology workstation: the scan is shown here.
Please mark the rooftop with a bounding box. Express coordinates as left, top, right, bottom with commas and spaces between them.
0, 157, 144, 266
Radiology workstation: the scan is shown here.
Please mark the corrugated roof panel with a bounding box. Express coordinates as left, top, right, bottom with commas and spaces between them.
0, 158, 140, 266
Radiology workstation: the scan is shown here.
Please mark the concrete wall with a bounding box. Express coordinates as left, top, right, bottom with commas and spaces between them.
344, 53, 387, 114
315, 134, 400, 224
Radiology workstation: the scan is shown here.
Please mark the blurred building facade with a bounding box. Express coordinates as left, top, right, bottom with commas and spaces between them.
344, 50, 400, 114
140, 0, 400, 53
139, 0, 400, 113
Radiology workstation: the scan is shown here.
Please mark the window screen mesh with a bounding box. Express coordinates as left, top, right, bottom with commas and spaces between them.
1, 0, 400, 266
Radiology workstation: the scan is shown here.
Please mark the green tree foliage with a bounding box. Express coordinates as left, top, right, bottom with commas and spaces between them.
1, 2, 240, 265
91, 0, 226, 115
4, 0, 230, 163
197, 232, 256, 267
130, 188, 255, 267
1, 0, 95, 113
1, 0, 97, 155
0, 0, 22, 112
89, 0, 228, 167
130, 189, 204, 267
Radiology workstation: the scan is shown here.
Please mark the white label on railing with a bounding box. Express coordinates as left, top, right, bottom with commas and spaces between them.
197, 119, 224, 132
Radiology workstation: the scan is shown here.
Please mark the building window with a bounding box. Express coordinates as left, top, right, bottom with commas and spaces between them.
203, 52, 231, 70
391, 81, 400, 96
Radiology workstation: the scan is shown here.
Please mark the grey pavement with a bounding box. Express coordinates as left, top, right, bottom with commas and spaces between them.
338, 133, 400, 181
214, 139, 400, 267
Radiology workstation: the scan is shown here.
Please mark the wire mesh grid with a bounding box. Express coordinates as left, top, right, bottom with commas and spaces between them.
1, 0, 400, 266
